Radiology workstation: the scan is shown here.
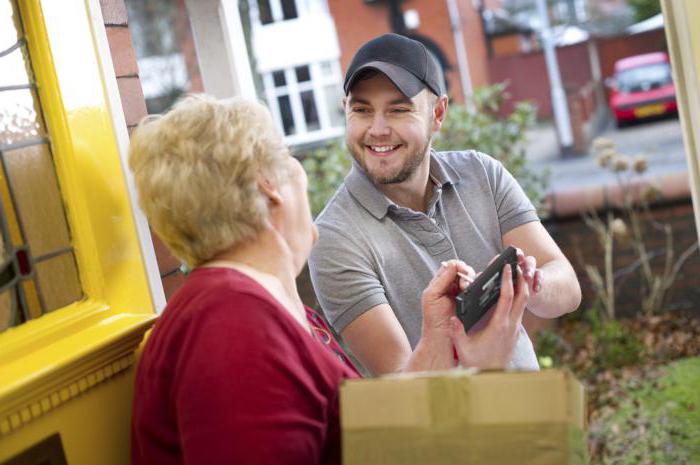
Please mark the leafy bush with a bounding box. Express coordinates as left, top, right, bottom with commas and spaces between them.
300, 82, 548, 217
586, 310, 645, 371
589, 357, 700, 465
300, 140, 351, 218
433, 82, 548, 208
628, 0, 661, 23
535, 307, 645, 374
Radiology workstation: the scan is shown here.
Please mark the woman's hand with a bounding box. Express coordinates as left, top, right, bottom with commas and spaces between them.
420, 260, 475, 338
449, 264, 529, 370
403, 260, 475, 372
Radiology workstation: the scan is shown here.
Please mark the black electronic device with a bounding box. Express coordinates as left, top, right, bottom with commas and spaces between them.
455, 246, 518, 332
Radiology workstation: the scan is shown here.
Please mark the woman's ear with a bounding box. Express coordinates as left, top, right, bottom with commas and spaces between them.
257, 174, 283, 206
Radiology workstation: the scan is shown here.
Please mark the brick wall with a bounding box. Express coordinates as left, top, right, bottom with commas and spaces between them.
327, 0, 490, 104
597, 29, 667, 82
488, 41, 593, 119
487, 29, 667, 120
99, 0, 185, 298
543, 174, 700, 318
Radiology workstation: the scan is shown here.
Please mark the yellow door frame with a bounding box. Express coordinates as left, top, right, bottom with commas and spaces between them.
0, 0, 158, 450
662, 0, 700, 242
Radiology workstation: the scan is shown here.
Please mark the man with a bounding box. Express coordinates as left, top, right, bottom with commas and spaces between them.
308, 33, 581, 375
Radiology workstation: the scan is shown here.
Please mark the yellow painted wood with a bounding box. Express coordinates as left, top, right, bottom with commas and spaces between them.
661, 0, 700, 242
0, 362, 139, 465
17, 0, 154, 308
0, 0, 158, 460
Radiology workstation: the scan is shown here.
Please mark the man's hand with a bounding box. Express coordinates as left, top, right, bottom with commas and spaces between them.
514, 247, 543, 294
448, 264, 529, 370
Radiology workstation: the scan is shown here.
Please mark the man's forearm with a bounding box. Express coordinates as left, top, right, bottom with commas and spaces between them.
527, 260, 581, 318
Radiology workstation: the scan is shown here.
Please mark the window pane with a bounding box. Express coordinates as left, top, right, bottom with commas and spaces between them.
125, 0, 202, 114
295, 65, 310, 83
0, 88, 45, 147
272, 70, 286, 87
281, 0, 298, 20
257, 0, 273, 24
277, 95, 295, 135
0, 0, 83, 331
0, 47, 33, 88
300, 90, 320, 131
320, 61, 334, 78
0, 227, 16, 331
36, 253, 82, 312
3, 143, 72, 257
0, 0, 19, 51
0, 287, 14, 332
324, 84, 345, 128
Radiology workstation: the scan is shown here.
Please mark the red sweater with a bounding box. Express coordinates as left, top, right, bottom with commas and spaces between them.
131, 267, 360, 465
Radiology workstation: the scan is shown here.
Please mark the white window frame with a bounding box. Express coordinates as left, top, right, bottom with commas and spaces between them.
250, 0, 304, 26
264, 60, 344, 146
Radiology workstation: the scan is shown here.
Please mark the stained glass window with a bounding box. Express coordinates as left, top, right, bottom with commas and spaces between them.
0, 0, 82, 332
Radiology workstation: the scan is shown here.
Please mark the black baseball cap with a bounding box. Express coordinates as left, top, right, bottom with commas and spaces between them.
344, 33, 446, 98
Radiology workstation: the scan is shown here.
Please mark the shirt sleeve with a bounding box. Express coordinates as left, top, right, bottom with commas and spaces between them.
173, 295, 330, 465
478, 151, 539, 235
308, 224, 388, 334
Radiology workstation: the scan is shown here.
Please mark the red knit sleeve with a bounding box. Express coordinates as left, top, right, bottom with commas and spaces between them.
173, 293, 332, 465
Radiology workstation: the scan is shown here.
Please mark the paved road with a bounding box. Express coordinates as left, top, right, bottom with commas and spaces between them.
527, 116, 689, 192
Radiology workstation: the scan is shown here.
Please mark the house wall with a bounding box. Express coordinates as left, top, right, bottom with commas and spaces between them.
543, 173, 700, 318
488, 41, 593, 119
327, 0, 490, 104
597, 28, 667, 80
487, 29, 667, 119
100, 0, 185, 298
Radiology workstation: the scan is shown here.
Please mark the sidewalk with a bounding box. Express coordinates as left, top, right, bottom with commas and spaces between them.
525, 117, 689, 193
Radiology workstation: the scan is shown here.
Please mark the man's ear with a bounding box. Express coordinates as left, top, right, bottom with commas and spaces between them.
257, 174, 283, 206
432, 95, 449, 132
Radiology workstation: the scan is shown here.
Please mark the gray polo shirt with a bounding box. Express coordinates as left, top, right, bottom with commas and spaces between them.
308, 150, 540, 370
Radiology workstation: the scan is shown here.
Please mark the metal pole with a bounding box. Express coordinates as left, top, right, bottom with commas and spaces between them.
446, 0, 474, 103
536, 0, 573, 149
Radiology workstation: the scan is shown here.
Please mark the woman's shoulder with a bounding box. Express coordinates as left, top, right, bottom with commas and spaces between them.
160, 267, 295, 336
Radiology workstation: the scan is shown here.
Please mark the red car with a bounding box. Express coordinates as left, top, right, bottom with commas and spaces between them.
607, 52, 677, 127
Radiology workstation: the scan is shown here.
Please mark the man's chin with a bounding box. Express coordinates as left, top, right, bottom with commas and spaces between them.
367, 169, 411, 185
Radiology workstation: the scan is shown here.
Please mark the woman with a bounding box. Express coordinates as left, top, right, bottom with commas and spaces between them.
129, 95, 529, 465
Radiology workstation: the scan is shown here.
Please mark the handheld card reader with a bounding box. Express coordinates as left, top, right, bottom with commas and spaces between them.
456, 246, 518, 332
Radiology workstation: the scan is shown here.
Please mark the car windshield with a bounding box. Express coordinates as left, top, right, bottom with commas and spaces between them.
616, 62, 672, 92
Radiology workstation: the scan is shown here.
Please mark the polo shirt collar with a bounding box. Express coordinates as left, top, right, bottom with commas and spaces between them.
346, 162, 392, 219
345, 150, 462, 220
429, 149, 462, 186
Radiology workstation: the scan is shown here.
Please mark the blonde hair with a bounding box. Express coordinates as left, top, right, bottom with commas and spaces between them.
128, 94, 288, 267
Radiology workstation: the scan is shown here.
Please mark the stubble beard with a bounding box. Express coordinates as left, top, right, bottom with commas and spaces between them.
349, 126, 434, 185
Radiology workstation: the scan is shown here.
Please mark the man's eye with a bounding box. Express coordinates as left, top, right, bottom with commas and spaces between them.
390, 108, 410, 113
352, 107, 369, 114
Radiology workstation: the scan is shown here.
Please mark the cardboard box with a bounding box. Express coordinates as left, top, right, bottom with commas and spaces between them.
340, 369, 587, 465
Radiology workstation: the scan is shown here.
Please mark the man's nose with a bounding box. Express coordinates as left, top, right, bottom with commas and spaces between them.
367, 114, 391, 137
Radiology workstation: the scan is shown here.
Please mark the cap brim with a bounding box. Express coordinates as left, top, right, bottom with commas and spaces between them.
344, 61, 425, 97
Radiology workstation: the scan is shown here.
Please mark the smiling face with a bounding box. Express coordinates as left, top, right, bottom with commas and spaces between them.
344, 72, 445, 185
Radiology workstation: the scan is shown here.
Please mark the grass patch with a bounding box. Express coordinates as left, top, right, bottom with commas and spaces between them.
590, 357, 700, 464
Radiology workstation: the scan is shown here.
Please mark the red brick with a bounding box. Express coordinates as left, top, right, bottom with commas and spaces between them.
162, 272, 186, 301
326, 0, 488, 105
150, 231, 182, 276
106, 26, 138, 77
117, 76, 148, 126
546, 198, 700, 317
549, 184, 605, 217
100, 0, 128, 26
